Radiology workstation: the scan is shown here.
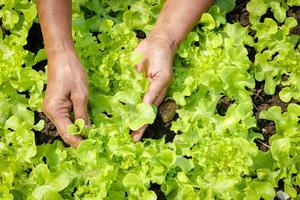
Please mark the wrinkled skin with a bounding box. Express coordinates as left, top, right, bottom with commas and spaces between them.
37, 0, 212, 147
43, 37, 175, 146
43, 50, 88, 147
42, 38, 174, 146
131, 36, 176, 142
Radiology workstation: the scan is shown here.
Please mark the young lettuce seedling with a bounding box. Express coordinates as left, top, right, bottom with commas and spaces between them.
67, 119, 89, 138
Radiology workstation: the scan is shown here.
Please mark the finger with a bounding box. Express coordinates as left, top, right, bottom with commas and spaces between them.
43, 98, 82, 148
131, 124, 148, 143
131, 79, 169, 141
135, 58, 149, 74
71, 94, 89, 126
143, 77, 170, 106
134, 43, 148, 73
53, 116, 82, 148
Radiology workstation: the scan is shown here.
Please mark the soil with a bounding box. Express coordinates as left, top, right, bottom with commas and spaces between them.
216, 96, 235, 116
0, 18, 12, 37
142, 100, 177, 143
135, 30, 146, 39
226, 0, 250, 26
226, 1, 299, 155
287, 6, 300, 36
34, 112, 60, 145
23, 1, 300, 198
226, 1, 257, 61
149, 183, 165, 200
227, 2, 300, 195
251, 79, 298, 152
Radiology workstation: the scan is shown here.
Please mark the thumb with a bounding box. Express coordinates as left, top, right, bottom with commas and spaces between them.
143, 75, 169, 106
52, 115, 82, 148
43, 97, 82, 148
131, 76, 169, 142
132, 125, 148, 143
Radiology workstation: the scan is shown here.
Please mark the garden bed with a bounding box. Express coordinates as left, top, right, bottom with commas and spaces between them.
1, 0, 300, 199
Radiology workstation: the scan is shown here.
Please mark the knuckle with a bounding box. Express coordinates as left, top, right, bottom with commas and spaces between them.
73, 90, 88, 103
42, 99, 55, 115
73, 93, 87, 103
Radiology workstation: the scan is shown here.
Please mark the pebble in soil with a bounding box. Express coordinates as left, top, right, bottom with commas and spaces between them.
276, 191, 291, 200
142, 100, 177, 143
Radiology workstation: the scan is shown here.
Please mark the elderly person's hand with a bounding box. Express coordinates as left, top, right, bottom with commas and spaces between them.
43, 49, 88, 147
131, 0, 213, 141
37, 0, 89, 147
131, 35, 175, 142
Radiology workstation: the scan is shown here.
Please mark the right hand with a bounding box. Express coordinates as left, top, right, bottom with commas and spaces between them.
43, 49, 89, 148
131, 35, 175, 142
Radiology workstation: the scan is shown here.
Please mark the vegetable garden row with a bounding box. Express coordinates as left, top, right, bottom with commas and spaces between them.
0, 0, 300, 199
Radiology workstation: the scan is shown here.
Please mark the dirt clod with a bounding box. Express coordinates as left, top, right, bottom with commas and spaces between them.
159, 100, 177, 124
34, 112, 59, 145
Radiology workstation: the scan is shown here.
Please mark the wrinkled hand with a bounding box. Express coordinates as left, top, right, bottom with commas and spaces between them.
131, 36, 176, 142
43, 49, 88, 148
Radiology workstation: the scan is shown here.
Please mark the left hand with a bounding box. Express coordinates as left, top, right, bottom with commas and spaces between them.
131, 35, 176, 142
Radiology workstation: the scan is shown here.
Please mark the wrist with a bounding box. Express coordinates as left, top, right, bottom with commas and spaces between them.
148, 28, 179, 53
45, 41, 75, 57
46, 46, 77, 60
46, 48, 83, 71
147, 30, 179, 53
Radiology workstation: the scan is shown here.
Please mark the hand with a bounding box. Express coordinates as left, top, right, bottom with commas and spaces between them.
131, 35, 176, 142
43, 49, 89, 148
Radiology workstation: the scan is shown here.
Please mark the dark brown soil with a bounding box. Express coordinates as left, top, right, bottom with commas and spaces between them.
226, 1, 257, 61
142, 100, 177, 143
251, 80, 298, 151
0, 18, 11, 37
245, 45, 256, 63
226, 0, 250, 26
34, 112, 59, 145
149, 183, 165, 200
135, 30, 146, 39
226, 0, 300, 153
260, 8, 279, 24
216, 96, 235, 116
287, 6, 300, 36
296, 185, 300, 194
275, 179, 285, 195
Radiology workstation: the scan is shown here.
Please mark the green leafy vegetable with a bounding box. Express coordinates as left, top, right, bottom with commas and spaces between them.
1, 0, 300, 199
